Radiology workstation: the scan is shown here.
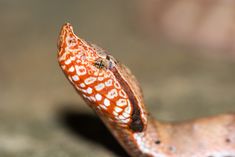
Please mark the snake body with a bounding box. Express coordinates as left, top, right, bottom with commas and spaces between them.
57, 23, 235, 157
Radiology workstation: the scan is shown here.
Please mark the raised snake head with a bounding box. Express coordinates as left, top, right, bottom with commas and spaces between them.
57, 23, 147, 132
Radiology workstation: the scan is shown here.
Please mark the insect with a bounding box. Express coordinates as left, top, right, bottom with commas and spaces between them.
58, 23, 235, 157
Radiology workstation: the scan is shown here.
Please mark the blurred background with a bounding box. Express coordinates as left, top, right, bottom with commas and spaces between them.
1, 0, 235, 157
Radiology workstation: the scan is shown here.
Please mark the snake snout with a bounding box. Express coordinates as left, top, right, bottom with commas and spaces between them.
57, 23, 74, 50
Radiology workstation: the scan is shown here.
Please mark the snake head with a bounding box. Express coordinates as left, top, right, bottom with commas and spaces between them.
58, 23, 146, 132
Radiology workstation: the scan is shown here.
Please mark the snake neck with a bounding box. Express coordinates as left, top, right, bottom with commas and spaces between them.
91, 64, 164, 157
101, 115, 168, 157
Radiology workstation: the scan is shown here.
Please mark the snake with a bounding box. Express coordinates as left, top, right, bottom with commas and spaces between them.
57, 23, 235, 157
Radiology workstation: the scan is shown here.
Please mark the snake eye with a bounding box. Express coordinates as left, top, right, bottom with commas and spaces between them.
94, 58, 106, 69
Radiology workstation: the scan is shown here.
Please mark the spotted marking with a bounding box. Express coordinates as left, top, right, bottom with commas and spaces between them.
84, 77, 97, 85
107, 89, 118, 99
65, 59, 71, 65
75, 65, 86, 76
89, 70, 95, 75
125, 105, 131, 114
72, 75, 79, 81
115, 106, 123, 113
69, 66, 75, 72
113, 111, 118, 116
59, 52, 67, 61
116, 99, 127, 107
119, 115, 127, 120
95, 93, 102, 101
114, 81, 121, 89
66, 36, 77, 47
122, 119, 130, 123
104, 98, 110, 106
98, 77, 104, 81
98, 70, 105, 76
76, 59, 81, 63
122, 112, 130, 118
82, 89, 87, 93
95, 83, 105, 91
105, 79, 113, 87
80, 83, 86, 88
104, 72, 111, 78
119, 89, 127, 98
86, 87, 93, 94
70, 56, 75, 61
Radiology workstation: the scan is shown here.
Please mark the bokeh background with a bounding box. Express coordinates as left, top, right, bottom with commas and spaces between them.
1, 0, 235, 157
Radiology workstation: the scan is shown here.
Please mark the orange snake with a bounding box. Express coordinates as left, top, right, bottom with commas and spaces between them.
57, 23, 235, 157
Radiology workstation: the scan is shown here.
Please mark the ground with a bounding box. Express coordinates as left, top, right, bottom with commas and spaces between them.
0, 1, 235, 157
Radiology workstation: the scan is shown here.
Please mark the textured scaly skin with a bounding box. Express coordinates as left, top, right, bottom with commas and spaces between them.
57, 23, 235, 157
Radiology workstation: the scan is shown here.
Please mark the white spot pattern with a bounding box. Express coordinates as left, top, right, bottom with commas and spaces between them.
122, 112, 130, 118
65, 59, 71, 65
98, 77, 104, 81
119, 89, 127, 98
70, 56, 75, 61
95, 93, 102, 101
114, 107, 122, 113
86, 87, 93, 94
69, 66, 75, 72
113, 111, 118, 116
84, 77, 96, 85
105, 79, 113, 87
116, 99, 127, 107
118, 115, 125, 120
80, 83, 86, 88
75, 65, 86, 76
95, 83, 105, 91
82, 89, 87, 93
104, 98, 110, 106
114, 82, 121, 89
72, 75, 79, 81
107, 89, 118, 99
121, 119, 130, 123
125, 101, 132, 114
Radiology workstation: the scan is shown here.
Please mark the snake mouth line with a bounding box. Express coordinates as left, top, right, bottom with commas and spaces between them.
111, 67, 144, 132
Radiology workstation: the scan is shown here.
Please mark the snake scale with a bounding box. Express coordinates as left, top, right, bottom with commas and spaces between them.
57, 23, 235, 157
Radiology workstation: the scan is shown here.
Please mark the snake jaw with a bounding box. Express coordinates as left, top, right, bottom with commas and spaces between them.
57, 23, 73, 51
